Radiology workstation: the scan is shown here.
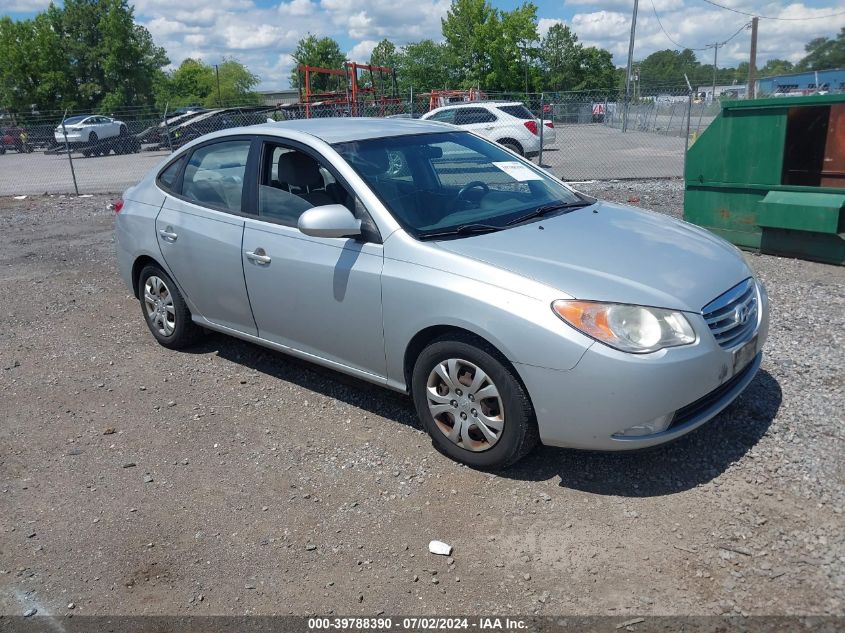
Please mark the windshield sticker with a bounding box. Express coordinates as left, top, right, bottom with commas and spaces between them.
492, 161, 543, 181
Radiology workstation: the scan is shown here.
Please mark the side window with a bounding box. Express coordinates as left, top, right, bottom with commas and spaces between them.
455, 108, 496, 125
257, 142, 354, 227
182, 140, 250, 212
158, 156, 185, 193
428, 109, 455, 123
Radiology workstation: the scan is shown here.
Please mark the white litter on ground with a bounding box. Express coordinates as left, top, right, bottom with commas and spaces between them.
428, 540, 452, 556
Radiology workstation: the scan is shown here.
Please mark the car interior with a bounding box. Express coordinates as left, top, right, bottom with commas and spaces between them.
258, 146, 355, 227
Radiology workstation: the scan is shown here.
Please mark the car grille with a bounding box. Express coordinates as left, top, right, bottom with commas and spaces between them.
669, 358, 757, 429
701, 278, 758, 349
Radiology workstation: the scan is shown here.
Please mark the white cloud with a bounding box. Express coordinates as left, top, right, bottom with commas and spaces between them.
538, 18, 564, 39
0, 0, 48, 11
347, 39, 379, 61
279, 0, 316, 16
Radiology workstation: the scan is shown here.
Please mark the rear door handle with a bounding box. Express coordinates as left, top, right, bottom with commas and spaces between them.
158, 228, 178, 242
245, 249, 271, 265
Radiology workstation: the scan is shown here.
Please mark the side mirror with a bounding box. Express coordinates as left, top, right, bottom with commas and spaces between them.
298, 204, 362, 239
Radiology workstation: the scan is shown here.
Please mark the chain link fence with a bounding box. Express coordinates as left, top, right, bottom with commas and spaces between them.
1, 87, 719, 196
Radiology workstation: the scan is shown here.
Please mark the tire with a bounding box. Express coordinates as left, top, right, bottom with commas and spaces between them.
498, 140, 523, 156
138, 264, 202, 349
89, 132, 98, 143
81, 150, 91, 158
119, 125, 128, 136
411, 333, 539, 469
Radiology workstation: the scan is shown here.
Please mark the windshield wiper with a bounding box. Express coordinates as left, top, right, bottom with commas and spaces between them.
505, 200, 593, 226
420, 223, 503, 240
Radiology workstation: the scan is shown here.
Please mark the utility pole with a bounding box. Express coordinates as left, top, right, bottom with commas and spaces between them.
747, 16, 758, 99
706, 42, 722, 102
214, 64, 222, 106
623, 0, 639, 132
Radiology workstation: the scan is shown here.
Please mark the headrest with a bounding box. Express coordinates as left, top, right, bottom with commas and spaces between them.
277, 151, 323, 188
352, 146, 390, 176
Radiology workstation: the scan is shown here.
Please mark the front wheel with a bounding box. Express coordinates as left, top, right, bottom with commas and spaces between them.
411, 333, 539, 469
88, 131, 98, 144
138, 264, 202, 349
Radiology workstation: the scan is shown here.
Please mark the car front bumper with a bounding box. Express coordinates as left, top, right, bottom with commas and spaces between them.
516, 281, 770, 451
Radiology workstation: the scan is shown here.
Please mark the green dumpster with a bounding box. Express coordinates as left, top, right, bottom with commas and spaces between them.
684, 93, 845, 266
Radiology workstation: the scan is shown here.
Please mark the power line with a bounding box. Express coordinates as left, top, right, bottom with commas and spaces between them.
651, 0, 750, 50
698, 0, 845, 21
650, 0, 710, 50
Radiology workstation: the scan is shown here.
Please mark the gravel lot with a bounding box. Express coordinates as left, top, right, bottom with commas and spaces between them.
1, 181, 843, 618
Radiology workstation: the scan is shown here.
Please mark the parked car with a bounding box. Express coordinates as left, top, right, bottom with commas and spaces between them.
0, 126, 34, 153
54, 115, 128, 145
114, 118, 769, 469
420, 101, 556, 155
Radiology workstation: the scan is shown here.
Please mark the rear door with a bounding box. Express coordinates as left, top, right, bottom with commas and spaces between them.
453, 107, 499, 141
155, 138, 258, 335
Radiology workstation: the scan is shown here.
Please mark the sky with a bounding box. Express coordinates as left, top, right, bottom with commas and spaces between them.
1, 0, 844, 89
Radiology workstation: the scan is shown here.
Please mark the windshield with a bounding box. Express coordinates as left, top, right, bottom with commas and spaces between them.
333, 132, 585, 239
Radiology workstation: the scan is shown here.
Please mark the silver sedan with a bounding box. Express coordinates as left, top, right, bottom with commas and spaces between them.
114, 118, 769, 468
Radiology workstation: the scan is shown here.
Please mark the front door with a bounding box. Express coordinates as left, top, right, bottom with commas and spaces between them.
240, 141, 385, 378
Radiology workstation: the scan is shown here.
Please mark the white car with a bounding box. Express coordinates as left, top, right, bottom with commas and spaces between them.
54, 115, 128, 145
420, 101, 555, 156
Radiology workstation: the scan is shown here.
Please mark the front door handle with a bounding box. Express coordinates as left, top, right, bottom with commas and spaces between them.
245, 248, 271, 265
158, 227, 178, 242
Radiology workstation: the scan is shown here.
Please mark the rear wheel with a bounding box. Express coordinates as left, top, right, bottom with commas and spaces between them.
498, 140, 523, 155
138, 264, 202, 349
119, 124, 128, 136
411, 333, 539, 469
88, 131, 98, 144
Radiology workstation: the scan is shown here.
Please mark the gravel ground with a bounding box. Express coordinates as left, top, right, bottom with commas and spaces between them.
0, 182, 843, 618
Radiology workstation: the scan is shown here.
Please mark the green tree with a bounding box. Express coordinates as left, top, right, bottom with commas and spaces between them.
637, 49, 701, 91
441, 0, 500, 88
0, 0, 167, 113
370, 39, 399, 69
290, 34, 346, 91
395, 40, 450, 92
759, 59, 794, 76
796, 28, 845, 71
157, 58, 260, 108
539, 23, 582, 91
575, 47, 617, 92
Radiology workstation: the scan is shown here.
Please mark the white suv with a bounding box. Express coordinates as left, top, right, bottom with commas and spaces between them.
420, 101, 555, 156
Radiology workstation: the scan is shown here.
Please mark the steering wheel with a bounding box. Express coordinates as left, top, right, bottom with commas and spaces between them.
456, 181, 490, 204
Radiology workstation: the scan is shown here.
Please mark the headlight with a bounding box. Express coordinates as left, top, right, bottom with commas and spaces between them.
552, 300, 695, 353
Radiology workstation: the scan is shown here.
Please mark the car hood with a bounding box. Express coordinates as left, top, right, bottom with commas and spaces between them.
433, 201, 751, 312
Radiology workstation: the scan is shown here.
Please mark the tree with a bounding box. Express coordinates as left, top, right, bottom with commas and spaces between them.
575, 47, 617, 92
637, 49, 701, 91
157, 58, 260, 108
441, 0, 500, 88
0, 0, 167, 113
539, 23, 583, 91
370, 39, 399, 70
759, 59, 794, 77
212, 58, 261, 106
796, 29, 845, 71
290, 34, 346, 91
395, 40, 450, 92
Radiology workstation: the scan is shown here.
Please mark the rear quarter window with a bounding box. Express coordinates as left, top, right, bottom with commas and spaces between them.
157, 156, 185, 193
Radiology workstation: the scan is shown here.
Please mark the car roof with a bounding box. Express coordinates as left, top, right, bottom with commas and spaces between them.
248, 117, 455, 144
432, 101, 522, 110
